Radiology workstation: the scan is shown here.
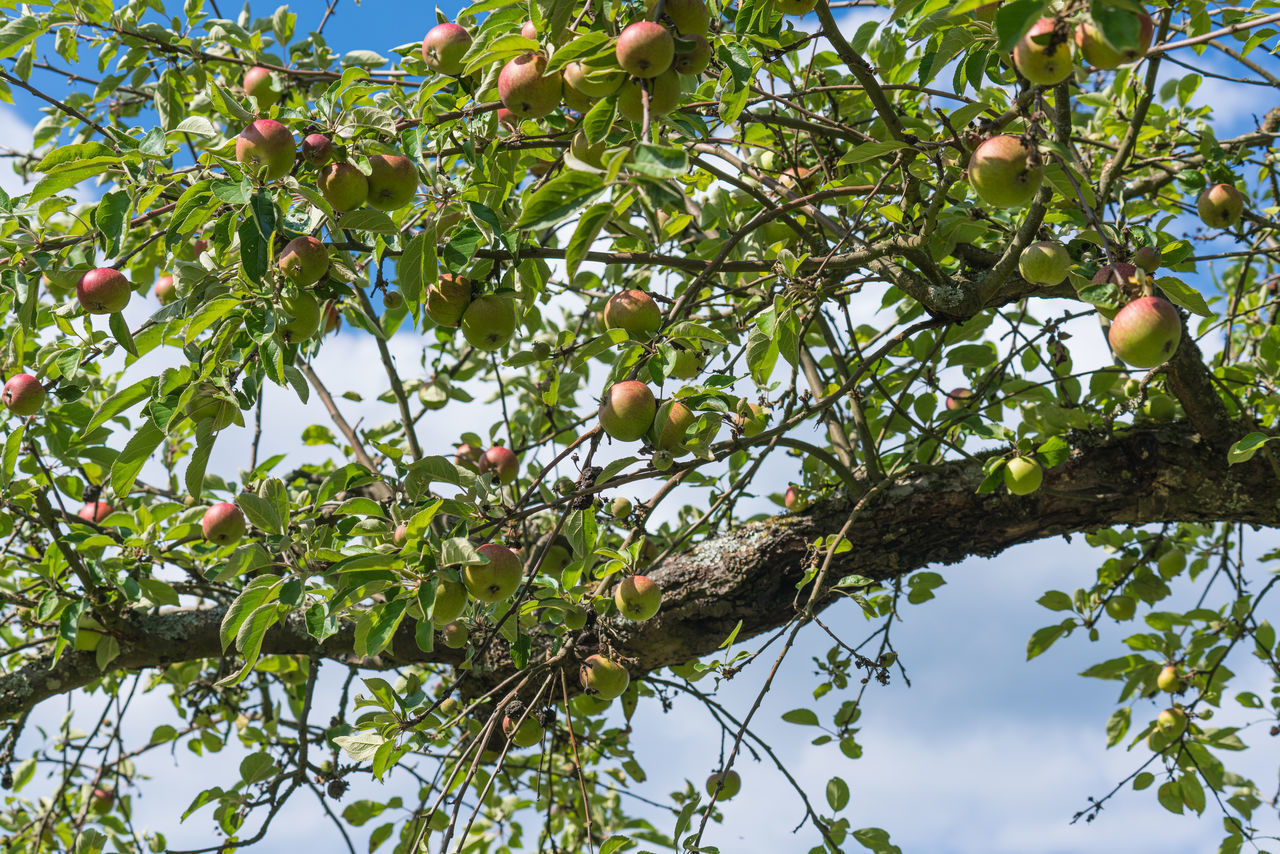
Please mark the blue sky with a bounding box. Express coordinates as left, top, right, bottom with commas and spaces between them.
5, 2, 1280, 853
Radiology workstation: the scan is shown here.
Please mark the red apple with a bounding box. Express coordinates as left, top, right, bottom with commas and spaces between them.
242, 65, 280, 108
735, 402, 769, 436
1013, 17, 1074, 86
455, 443, 483, 468
617, 22, 675, 78
278, 236, 329, 286
599, 381, 657, 441
77, 268, 131, 314
479, 446, 519, 484
202, 502, 246, 544
968, 135, 1044, 208
649, 0, 710, 34
603, 289, 661, 338
1108, 296, 1181, 369
784, 485, 807, 511
422, 22, 472, 76
2, 373, 46, 416
945, 388, 973, 411
79, 500, 113, 523
498, 53, 563, 119
236, 119, 296, 181
154, 274, 175, 305
301, 133, 333, 166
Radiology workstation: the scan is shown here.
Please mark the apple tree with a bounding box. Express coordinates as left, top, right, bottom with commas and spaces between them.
0, 0, 1279, 851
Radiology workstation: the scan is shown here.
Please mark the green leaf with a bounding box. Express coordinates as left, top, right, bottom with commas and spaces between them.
111, 421, 165, 498
219, 575, 282, 650
108, 311, 137, 357
86, 377, 154, 433
599, 837, 632, 854
354, 598, 408, 657
1179, 773, 1205, 814
0, 16, 44, 60
1026, 620, 1072, 659
565, 202, 612, 282
826, 776, 850, 812
630, 143, 688, 179
1037, 590, 1073, 611
1105, 707, 1130, 747
782, 708, 820, 726
516, 171, 605, 230
1227, 432, 1273, 465
215, 601, 281, 687
237, 493, 282, 535
994, 0, 1049, 53
1155, 276, 1211, 317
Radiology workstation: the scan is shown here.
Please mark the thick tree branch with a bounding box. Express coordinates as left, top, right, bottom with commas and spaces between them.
1, 422, 1272, 719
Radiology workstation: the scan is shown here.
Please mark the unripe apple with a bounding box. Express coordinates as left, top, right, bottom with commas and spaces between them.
91, 787, 115, 815
432, 579, 468, 625
610, 496, 633, 518
1104, 594, 1135, 621
318, 162, 369, 211
185, 383, 239, 431
1157, 664, 1185, 693
383, 290, 404, 311
441, 620, 468, 648
202, 502, 246, 544
784, 485, 806, 511
616, 69, 681, 122
563, 61, 624, 100
968, 135, 1044, 208
455, 443, 483, 468
479, 446, 519, 485
236, 119, 296, 181
79, 500, 113, 523
599, 381, 657, 441
672, 33, 711, 76
1197, 183, 1244, 229
1108, 296, 1181, 369
1003, 455, 1042, 495
603, 289, 661, 338
706, 769, 741, 800
539, 539, 572, 578
463, 543, 524, 602
498, 53, 563, 119
617, 22, 675, 78
279, 291, 322, 341
1157, 547, 1186, 579
569, 130, 608, 167
735, 402, 769, 437
154, 274, 176, 305
580, 654, 629, 700
503, 714, 544, 748
392, 523, 408, 547
1133, 246, 1161, 274
615, 575, 662, 620
3, 374, 46, 416
366, 154, 418, 211
651, 399, 695, 453
572, 693, 612, 715
242, 66, 280, 109
1075, 12, 1153, 69
1013, 17, 1074, 86
77, 268, 131, 314
425, 273, 472, 327
278, 236, 329, 286
421, 22, 472, 76
1156, 706, 1187, 738
945, 388, 973, 411
563, 605, 588, 630
1018, 240, 1071, 285
300, 133, 333, 166
669, 346, 705, 380
460, 295, 517, 351
776, 0, 816, 13
1141, 393, 1177, 420
648, 0, 710, 33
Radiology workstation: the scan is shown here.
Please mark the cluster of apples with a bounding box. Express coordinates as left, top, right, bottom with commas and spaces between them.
418, 0, 818, 130
423, 273, 518, 351
1011, 8, 1154, 88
